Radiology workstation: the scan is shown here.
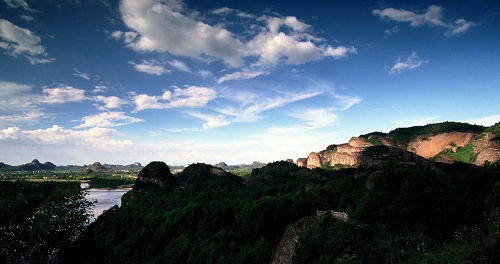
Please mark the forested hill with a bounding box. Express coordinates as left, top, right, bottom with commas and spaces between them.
62, 154, 500, 263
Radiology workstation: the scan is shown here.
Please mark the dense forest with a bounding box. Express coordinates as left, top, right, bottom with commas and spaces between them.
41, 158, 498, 263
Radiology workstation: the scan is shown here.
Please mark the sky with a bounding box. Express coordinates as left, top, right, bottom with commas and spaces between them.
0, 0, 499, 166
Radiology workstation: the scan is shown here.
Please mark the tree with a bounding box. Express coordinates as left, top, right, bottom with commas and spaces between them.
0, 181, 94, 263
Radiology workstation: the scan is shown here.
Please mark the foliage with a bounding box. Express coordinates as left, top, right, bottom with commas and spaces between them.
40, 160, 500, 263
0, 181, 94, 263
361, 121, 485, 146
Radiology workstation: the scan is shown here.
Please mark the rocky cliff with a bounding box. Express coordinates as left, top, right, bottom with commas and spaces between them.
297, 121, 500, 168
270, 216, 317, 264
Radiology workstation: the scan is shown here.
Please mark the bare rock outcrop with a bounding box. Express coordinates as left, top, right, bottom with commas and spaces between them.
270, 216, 317, 264
472, 133, 500, 165
321, 137, 373, 167
306, 152, 321, 169
296, 158, 307, 167
407, 132, 476, 159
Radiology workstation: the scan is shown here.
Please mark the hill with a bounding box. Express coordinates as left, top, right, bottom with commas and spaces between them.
298, 121, 500, 169
60, 156, 500, 263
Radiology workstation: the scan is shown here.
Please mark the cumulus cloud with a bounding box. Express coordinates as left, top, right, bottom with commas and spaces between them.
119, 0, 246, 67
0, 19, 53, 64
134, 86, 217, 111
41, 86, 86, 104
130, 60, 171, 75
116, 0, 356, 74
389, 52, 428, 74
74, 111, 144, 128
0, 125, 132, 149
373, 5, 476, 36
94, 95, 128, 110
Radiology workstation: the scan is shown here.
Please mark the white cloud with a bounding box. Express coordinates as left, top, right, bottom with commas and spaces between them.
0, 19, 53, 63
117, 0, 356, 73
464, 115, 500, 127
333, 94, 362, 111
0, 81, 45, 126
41, 86, 86, 104
189, 112, 231, 129
20, 15, 35, 22
384, 25, 400, 36
217, 70, 266, 83
289, 108, 339, 128
0, 125, 132, 149
134, 86, 217, 111
3, 0, 35, 12
130, 60, 171, 75
168, 59, 191, 72
373, 5, 476, 36
94, 95, 128, 109
73, 68, 91, 80
389, 52, 428, 74
119, 0, 246, 67
217, 89, 322, 122
93, 85, 107, 93
74, 111, 144, 128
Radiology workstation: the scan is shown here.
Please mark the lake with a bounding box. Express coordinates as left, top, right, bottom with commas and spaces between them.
81, 183, 128, 220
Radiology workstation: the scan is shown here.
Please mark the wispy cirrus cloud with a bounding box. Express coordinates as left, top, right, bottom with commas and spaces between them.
3, 0, 36, 12
217, 70, 266, 83
74, 111, 144, 128
389, 52, 428, 74
73, 68, 91, 80
373, 5, 476, 36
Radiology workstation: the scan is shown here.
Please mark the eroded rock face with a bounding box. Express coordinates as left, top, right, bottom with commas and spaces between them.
307, 152, 321, 169
322, 137, 373, 167
473, 133, 500, 165
407, 132, 476, 159
296, 158, 307, 167
270, 216, 317, 264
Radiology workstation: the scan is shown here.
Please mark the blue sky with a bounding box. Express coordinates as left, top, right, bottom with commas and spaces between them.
0, 0, 499, 166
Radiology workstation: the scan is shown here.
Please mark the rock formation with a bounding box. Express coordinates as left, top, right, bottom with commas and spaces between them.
306, 152, 321, 169
270, 216, 317, 264
407, 132, 476, 158
472, 132, 500, 165
296, 158, 307, 167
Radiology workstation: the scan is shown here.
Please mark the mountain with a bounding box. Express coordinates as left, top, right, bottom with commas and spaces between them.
15, 159, 56, 171
298, 121, 500, 169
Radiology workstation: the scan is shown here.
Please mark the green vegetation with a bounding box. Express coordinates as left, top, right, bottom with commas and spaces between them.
0, 181, 94, 263
50, 160, 499, 263
361, 121, 485, 146
431, 143, 475, 163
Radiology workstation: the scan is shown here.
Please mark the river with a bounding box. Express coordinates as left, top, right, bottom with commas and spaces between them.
81, 183, 128, 220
